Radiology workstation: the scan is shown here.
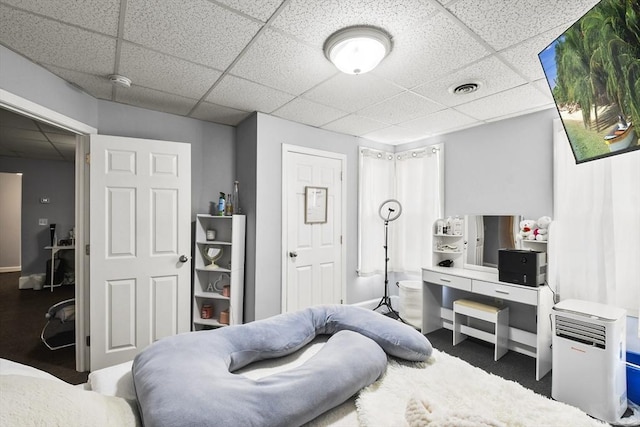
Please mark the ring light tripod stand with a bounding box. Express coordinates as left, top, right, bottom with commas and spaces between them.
373, 199, 404, 322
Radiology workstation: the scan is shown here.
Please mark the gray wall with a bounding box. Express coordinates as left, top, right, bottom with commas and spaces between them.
235, 113, 258, 321
237, 113, 397, 321
0, 157, 75, 275
405, 109, 556, 219
96, 100, 236, 218
0, 46, 98, 129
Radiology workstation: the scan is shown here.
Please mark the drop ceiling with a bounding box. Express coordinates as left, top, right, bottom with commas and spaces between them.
0, 0, 600, 150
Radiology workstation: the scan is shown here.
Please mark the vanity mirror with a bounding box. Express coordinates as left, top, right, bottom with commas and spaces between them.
464, 215, 520, 271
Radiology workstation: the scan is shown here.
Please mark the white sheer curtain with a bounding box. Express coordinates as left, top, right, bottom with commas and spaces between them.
358, 148, 395, 276
551, 119, 640, 319
391, 147, 444, 273
358, 145, 443, 276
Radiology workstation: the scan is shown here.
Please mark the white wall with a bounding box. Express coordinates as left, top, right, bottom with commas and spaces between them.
0, 172, 21, 271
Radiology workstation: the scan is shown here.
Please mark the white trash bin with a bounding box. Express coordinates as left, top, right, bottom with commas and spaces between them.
398, 280, 423, 330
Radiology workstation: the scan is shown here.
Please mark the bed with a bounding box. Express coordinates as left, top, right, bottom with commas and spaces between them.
0, 305, 628, 427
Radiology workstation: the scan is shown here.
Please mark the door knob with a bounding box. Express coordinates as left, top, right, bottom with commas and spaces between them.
179, 255, 190, 263
289, 251, 298, 258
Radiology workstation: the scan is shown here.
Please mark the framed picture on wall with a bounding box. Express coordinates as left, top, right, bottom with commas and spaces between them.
304, 186, 327, 224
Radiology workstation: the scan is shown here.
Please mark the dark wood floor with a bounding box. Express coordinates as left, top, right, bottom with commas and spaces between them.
0, 271, 88, 384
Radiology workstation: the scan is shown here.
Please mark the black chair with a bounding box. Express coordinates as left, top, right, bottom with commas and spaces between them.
41, 299, 75, 350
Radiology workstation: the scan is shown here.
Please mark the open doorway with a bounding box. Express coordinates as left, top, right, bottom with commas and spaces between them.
0, 107, 84, 383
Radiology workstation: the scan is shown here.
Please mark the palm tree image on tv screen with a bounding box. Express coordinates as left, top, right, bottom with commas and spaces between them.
539, 0, 639, 163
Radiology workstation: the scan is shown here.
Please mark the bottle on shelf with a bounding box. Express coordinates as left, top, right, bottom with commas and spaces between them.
217, 192, 226, 216
232, 181, 240, 214
225, 193, 233, 216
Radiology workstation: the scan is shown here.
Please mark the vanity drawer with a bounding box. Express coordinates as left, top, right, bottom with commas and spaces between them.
423, 270, 471, 291
472, 280, 538, 305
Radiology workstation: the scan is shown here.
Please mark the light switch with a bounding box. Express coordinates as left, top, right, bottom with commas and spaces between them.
39, 218, 48, 226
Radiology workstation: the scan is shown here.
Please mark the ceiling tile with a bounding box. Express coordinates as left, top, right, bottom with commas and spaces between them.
119, 42, 222, 100
1, 0, 120, 36
361, 125, 428, 144
0, 109, 40, 131
446, 0, 600, 51
42, 65, 114, 100
321, 114, 389, 137
231, 29, 337, 95
412, 56, 527, 106
0, 127, 47, 142
215, 0, 283, 22
372, 12, 490, 89
272, 98, 347, 128
398, 109, 480, 136
303, 73, 404, 113
454, 84, 555, 121
532, 78, 554, 101
206, 75, 295, 113
47, 133, 76, 145
0, 4, 116, 75
499, 25, 568, 82
272, 0, 440, 47
115, 86, 198, 116
190, 101, 251, 126
124, 0, 262, 70
358, 92, 443, 125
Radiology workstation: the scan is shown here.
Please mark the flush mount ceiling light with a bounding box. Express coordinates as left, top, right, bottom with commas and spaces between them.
450, 82, 481, 95
324, 26, 392, 75
108, 74, 132, 88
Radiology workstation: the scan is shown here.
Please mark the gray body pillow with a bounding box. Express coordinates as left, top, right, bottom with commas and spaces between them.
132, 304, 432, 427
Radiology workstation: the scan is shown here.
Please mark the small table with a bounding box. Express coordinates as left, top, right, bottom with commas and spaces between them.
44, 245, 75, 292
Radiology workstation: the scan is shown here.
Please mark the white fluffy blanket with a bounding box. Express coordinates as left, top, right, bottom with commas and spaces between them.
356, 350, 609, 427
0, 375, 140, 427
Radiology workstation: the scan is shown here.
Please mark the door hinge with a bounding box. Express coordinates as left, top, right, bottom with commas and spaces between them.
86, 336, 90, 347
85, 244, 90, 255
340, 171, 343, 181
85, 153, 90, 164
340, 235, 343, 244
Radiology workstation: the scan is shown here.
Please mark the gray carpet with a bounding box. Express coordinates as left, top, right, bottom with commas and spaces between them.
425, 327, 552, 398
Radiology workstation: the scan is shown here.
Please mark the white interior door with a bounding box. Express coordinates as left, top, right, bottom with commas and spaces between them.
283, 146, 345, 313
89, 134, 191, 370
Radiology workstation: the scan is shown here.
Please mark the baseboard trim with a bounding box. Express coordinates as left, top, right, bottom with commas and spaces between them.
0, 266, 20, 273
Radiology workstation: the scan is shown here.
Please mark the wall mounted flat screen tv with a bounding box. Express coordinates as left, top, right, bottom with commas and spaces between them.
538, 0, 639, 164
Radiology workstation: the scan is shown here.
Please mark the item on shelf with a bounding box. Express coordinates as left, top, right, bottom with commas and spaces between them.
225, 193, 233, 216
209, 201, 217, 215
438, 259, 454, 267
217, 193, 226, 216
206, 229, 216, 241
212, 273, 230, 295
201, 246, 223, 270
445, 217, 453, 235
201, 304, 213, 319
49, 224, 57, 246
436, 219, 444, 235
452, 216, 463, 236
534, 216, 552, 241
219, 309, 229, 325
222, 285, 230, 298
233, 181, 240, 214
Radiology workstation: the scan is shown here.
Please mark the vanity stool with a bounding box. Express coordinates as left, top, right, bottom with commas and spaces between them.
453, 299, 509, 361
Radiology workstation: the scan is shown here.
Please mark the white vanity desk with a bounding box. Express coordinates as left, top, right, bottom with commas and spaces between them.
422, 266, 554, 380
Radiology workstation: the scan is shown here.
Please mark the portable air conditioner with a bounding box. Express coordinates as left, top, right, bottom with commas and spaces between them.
552, 299, 627, 423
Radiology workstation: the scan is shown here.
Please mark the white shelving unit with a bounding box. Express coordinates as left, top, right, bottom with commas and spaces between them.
432, 219, 465, 268
193, 214, 245, 330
